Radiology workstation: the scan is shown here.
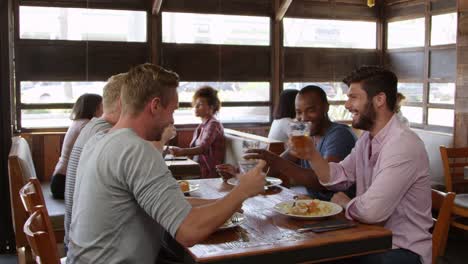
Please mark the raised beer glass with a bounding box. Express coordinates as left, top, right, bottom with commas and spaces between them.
288, 121, 312, 151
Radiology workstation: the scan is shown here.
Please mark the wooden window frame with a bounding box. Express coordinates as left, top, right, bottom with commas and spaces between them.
13, 1, 150, 132
385, 0, 456, 133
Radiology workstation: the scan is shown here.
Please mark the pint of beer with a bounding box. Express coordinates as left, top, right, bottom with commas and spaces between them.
288, 121, 311, 150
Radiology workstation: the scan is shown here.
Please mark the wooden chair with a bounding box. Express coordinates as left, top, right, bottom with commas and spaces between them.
431, 189, 455, 263
440, 146, 468, 231
20, 178, 46, 214
8, 136, 38, 263
23, 207, 63, 264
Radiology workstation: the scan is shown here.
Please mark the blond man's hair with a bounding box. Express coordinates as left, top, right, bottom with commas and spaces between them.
121, 63, 179, 115
102, 73, 127, 114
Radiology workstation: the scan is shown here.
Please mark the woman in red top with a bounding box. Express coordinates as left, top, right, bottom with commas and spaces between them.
170, 86, 225, 178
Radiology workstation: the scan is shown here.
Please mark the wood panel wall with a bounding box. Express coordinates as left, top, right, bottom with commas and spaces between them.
456, 0, 468, 147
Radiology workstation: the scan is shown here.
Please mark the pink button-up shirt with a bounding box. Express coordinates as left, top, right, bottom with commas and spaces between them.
322, 115, 432, 264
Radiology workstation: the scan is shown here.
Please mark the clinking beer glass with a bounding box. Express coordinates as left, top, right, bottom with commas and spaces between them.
288, 121, 312, 151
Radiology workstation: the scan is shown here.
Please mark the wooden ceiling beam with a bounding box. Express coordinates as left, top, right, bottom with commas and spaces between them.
276, 0, 293, 21
152, 0, 163, 15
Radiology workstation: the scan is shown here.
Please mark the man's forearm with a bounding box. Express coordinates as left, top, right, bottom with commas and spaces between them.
308, 151, 331, 183
186, 197, 217, 207
179, 146, 203, 156
266, 152, 325, 189
175, 186, 248, 247
268, 158, 324, 189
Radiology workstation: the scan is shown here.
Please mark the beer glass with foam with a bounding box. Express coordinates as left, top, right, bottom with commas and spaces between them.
288, 121, 312, 151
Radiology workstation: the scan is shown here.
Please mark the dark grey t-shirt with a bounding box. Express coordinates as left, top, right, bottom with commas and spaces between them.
68, 128, 191, 264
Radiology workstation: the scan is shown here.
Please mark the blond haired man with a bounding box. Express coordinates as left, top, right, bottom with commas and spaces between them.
64, 73, 126, 249
68, 64, 266, 263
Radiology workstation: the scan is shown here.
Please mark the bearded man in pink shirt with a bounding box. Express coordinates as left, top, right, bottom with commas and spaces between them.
290, 66, 432, 264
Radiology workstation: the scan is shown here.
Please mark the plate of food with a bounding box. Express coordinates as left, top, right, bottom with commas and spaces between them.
226, 176, 283, 188
219, 212, 245, 230
273, 199, 342, 219
178, 180, 199, 194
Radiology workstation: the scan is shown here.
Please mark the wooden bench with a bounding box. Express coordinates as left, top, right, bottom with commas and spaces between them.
8, 137, 65, 261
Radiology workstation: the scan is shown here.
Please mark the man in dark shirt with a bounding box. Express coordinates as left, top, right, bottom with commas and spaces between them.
218, 85, 357, 200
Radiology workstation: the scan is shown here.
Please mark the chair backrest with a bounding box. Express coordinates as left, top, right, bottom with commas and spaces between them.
432, 189, 455, 263
20, 178, 47, 214
8, 136, 37, 250
23, 207, 60, 264
440, 146, 468, 192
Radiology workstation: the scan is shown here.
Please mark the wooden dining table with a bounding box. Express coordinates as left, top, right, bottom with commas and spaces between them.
181, 178, 393, 264
165, 156, 201, 179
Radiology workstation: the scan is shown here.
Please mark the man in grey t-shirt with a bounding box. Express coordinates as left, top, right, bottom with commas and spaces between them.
68, 64, 267, 264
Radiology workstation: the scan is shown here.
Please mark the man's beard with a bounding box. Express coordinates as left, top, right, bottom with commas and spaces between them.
352, 101, 376, 131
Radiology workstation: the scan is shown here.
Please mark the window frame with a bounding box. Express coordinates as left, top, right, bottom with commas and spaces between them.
158, 10, 274, 128
14, 1, 150, 132
385, 8, 456, 133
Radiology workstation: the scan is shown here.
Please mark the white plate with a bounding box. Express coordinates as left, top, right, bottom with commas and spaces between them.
273, 199, 342, 219
226, 177, 283, 188
219, 212, 245, 230
177, 181, 199, 194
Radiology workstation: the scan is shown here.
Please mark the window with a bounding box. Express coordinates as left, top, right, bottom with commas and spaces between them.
283, 18, 377, 49
20, 81, 105, 129
284, 82, 348, 101
162, 12, 270, 46
397, 83, 423, 124
429, 83, 455, 104
428, 82, 455, 127
16, 3, 148, 130
20, 6, 146, 42
162, 11, 271, 125
401, 106, 423, 124
174, 107, 270, 125
284, 82, 351, 121
398, 82, 455, 128
388, 9, 456, 131
387, 18, 425, 49
428, 108, 454, 127
175, 82, 270, 124
178, 82, 270, 103
21, 81, 105, 104
22, 109, 72, 128
431, 13, 457, 46
397, 83, 423, 103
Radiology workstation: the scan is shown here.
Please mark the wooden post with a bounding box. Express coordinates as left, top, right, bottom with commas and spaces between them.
456, 0, 468, 147
0, 0, 15, 254
272, 0, 284, 121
